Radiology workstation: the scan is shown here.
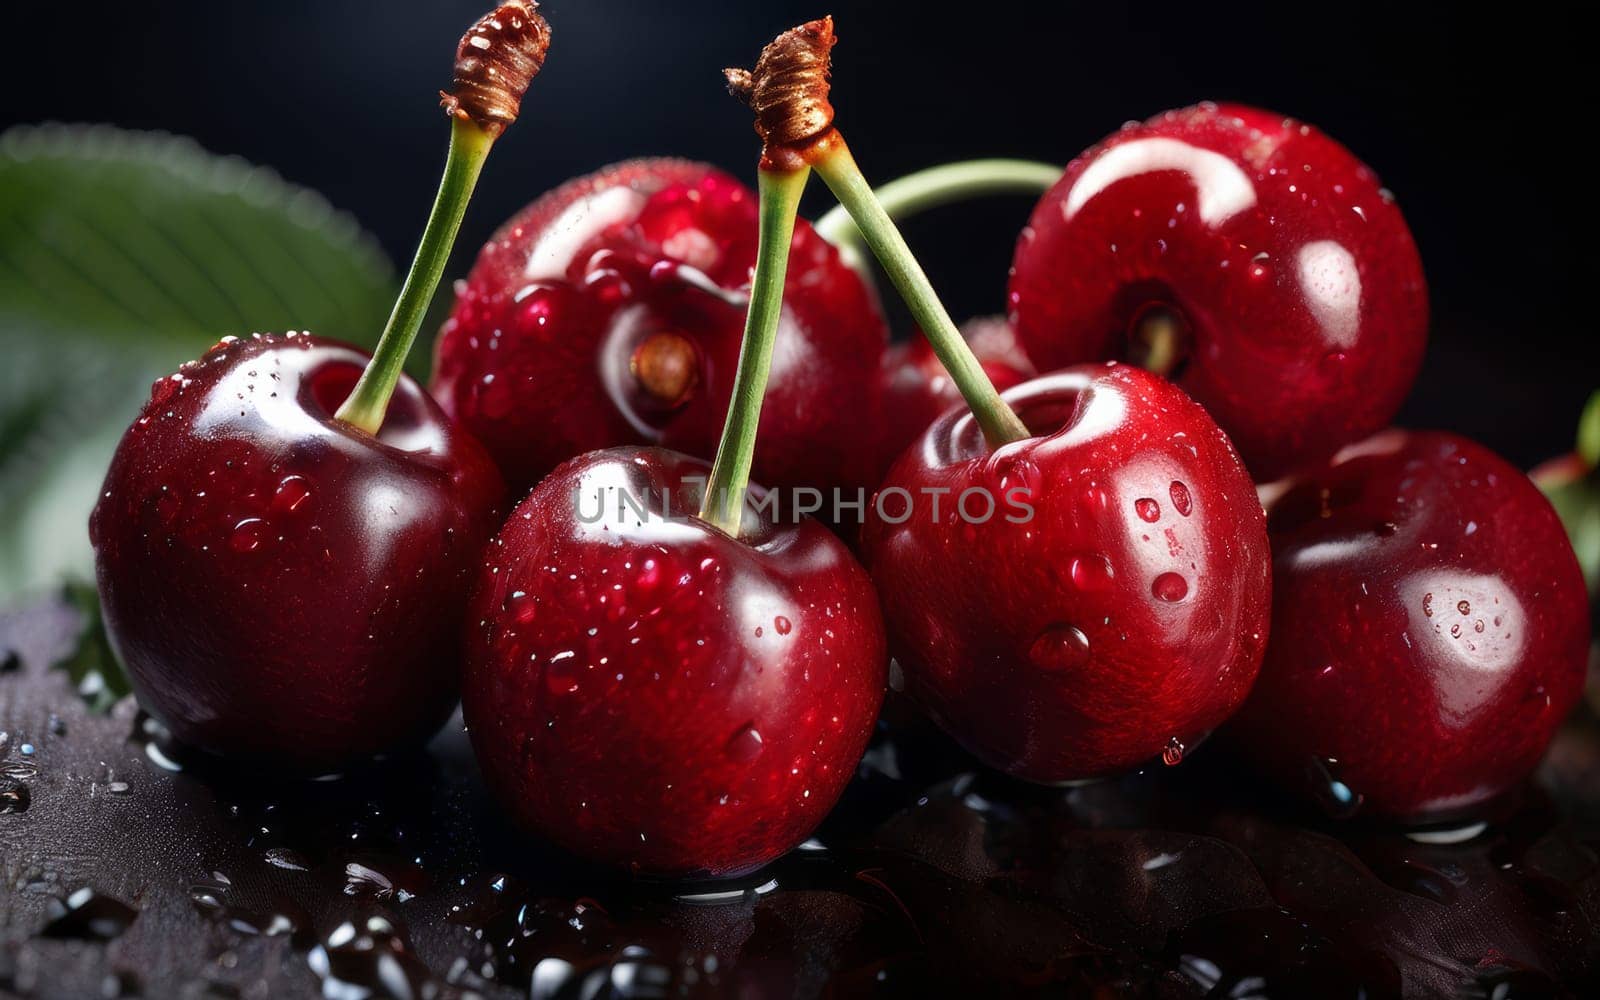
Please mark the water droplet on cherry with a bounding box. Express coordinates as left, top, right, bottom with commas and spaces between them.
1152, 572, 1188, 602
1028, 624, 1091, 671
1135, 497, 1161, 522
1162, 737, 1185, 766
724, 725, 764, 763
271, 475, 313, 515
229, 518, 266, 553
1169, 480, 1192, 517
1069, 553, 1115, 589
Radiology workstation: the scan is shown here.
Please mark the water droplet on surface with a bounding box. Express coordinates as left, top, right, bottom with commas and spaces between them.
1029, 625, 1091, 671
271, 475, 313, 515
1307, 758, 1364, 819
724, 725, 764, 763
1168, 481, 1192, 517
40, 888, 139, 940
774, 615, 792, 635
1069, 553, 1115, 590
504, 590, 537, 625
1162, 737, 1186, 766
1457, 599, 1471, 615
264, 847, 311, 871
229, 518, 266, 553
1152, 572, 1189, 602
1135, 498, 1161, 522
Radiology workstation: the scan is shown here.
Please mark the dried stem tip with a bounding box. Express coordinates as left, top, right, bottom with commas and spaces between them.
725, 16, 836, 158
441, 1, 551, 137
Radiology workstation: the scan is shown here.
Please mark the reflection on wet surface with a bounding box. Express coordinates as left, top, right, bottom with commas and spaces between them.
2, 598, 1597, 997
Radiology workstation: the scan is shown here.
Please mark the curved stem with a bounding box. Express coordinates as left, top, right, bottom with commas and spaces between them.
813, 141, 1030, 448
813, 157, 1059, 249
336, 118, 494, 434
699, 166, 812, 535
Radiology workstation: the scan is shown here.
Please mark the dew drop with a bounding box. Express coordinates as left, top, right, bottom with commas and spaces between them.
1422, 593, 1434, 617
1134, 498, 1161, 522
1152, 572, 1188, 602
1028, 624, 1091, 672
504, 590, 537, 625
271, 475, 313, 515
1162, 737, 1185, 766
725, 725, 764, 763
774, 616, 792, 635
229, 518, 266, 553
1168, 480, 1192, 517
1069, 553, 1114, 590
1307, 757, 1364, 819
1456, 599, 1471, 615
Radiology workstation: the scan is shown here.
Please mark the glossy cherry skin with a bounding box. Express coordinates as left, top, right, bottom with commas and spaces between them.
90, 333, 505, 774
1229, 430, 1589, 823
461, 447, 887, 876
431, 159, 889, 502
1009, 103, 1428, 480
877, 317, 1034, 479
861, 363, 1272, 782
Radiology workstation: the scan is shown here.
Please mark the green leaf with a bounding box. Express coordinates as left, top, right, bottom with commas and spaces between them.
56, 579, 131, 713
0, 124, 398, 598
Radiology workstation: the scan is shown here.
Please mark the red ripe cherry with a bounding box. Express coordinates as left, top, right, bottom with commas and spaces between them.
430, 159, 890, 500
1009, 102, 1428, 480
1229, 430, 1589, 823
90, 335, 505, 772
877, 317, 1034, 476
461, 447, 886, 876
85, 0, 550, 772
861, 363, 1272, 782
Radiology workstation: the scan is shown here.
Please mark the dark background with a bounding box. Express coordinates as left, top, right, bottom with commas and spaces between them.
2, 1, 1592, 468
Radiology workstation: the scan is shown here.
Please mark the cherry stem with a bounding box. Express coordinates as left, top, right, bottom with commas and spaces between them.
699, 166, 811, 535
813, 141, 1031, 448
1578, 390, 1600, 469
336, 118, 494, 434
813, 158, 1059, 271
1129, 307, 1188, 378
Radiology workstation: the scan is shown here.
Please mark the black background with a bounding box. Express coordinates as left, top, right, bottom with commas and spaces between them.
2, 1, 1593, 468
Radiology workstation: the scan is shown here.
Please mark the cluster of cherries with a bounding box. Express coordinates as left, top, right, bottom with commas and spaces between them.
89, 4, 1588, 878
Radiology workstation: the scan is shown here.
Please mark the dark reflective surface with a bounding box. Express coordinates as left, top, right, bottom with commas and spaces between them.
4, 596, 1597, 997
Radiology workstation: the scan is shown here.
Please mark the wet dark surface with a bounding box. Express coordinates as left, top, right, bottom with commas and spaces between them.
3, 594, 1599, 999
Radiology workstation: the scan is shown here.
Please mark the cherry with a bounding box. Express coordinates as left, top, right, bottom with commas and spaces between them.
862, 364, 1272, 781
460, 447, 885, 876
87, 2, 548, 771
460, 90, 886, 875
1009, 102, 1428, 480
877, 317, 1034, 473
731, 19, 1272, 783
429, 158, 890, 502
1229, 430, 1589, 823
91, 335, 504, 771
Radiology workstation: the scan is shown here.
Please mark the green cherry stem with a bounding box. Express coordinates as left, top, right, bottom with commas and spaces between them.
813, 141, 1031, 448
336, 118, 494, 434
699, 166, 812, 535
1577, 390, 1600, 469
813, 158, 1060, 271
